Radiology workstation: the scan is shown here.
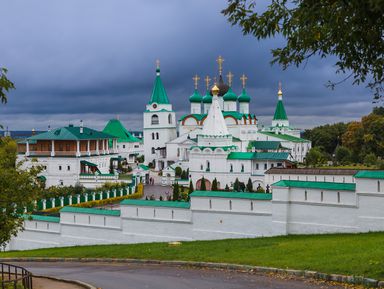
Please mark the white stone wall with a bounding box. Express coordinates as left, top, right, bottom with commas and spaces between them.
8, 177, 384, 251
265, 173, 355, 188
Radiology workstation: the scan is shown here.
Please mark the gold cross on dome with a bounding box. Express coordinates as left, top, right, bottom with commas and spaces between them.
192, 74, 200, 90
216, 55, 224, 75
156, 59, 160, 68
240, 74, 248, 88
226, 71, 234, 87
204, 76, 211, 90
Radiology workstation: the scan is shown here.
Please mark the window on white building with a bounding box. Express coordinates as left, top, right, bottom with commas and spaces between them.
271, 163, 274, 168
378, 181, 381, 192
151, 115, 159, 125
304, 190, 308, 201
123, 145, 126, 149
59, 165, 62, 171
256, 163, 259, 170
151, 147, 155, 154
337, 192, 340, 203
156, 132, 159, 139
264, 163, 267, 170
241, 164, 244, 172
230, 164, 233, 172
229, 200, 232, 210
152, 133, 155, 140
67, 166, 70, 171
321, 191, 324, 202
168, 114, 172, 124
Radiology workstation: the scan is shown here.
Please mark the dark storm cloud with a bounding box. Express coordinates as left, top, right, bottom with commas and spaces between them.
0, 0, 374, 130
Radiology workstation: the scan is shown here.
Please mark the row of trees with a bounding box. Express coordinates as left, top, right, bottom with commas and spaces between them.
304, 108, 384, 167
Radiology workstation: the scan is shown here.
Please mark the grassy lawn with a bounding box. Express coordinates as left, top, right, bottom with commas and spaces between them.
1, 232, 384, 280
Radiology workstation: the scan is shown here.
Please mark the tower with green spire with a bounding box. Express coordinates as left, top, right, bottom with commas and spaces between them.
238, 74, 251, 114
189, 74, 203, 114
272, 82, 289, 128
143, 60, 177, 170
223, 71, 238, 111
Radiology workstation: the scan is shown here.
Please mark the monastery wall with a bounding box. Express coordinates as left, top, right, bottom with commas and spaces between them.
7, 177, 384, 251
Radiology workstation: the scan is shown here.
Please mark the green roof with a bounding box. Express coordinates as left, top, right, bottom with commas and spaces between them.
149, 68, 170, 104
223, 87, 238, 101
23, 214, 60, 223
139, 164, 150, 171
189, 89, 203, 103
28, 125, 115, 141
202, 90, 212, 104
248, 141, 282, 150
273, 99, 288, 120
80, 160, 98, 167
227, 151, 290, 160
191, 191, 272, 200
60, 206, 121, 216
120, 199, 190, 208
272, 180, 356, 191
103, 119, 141, 143
238, 88, 251, 103
354, 170, 384, 179
190, 145, 237, 151
260, 131, 310, 143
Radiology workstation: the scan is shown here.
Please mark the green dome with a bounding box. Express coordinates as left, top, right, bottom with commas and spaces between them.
223, 87, 238, 101
202, 90, 212, 104
189, 89, 203, 103
238, 88, 251, 103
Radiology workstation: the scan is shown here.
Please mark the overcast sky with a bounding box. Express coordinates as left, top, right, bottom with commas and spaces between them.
0, 0, 375, 131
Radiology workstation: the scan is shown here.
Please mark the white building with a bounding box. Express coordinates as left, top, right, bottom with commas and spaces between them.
17, 124, 119, 188
102, 118, 143, 163
143, 63, 177, 170
7, 170, 384, 251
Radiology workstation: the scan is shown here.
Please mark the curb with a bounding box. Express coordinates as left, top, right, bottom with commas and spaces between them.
34, 275, 98, 289
2, 257, 383, 288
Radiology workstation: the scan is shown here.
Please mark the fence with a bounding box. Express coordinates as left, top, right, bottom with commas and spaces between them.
0, 262, 33, 289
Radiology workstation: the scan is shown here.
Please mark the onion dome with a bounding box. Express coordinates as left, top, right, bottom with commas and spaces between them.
238, 88, 251, 103
223, 87, 237, 101
202, 89, 212, 104
189, 89, 203, 103
210, 75, 229, 96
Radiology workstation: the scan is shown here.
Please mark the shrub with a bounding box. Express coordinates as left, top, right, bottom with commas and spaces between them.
175, 166, 182, 177
211, 178, 218, 191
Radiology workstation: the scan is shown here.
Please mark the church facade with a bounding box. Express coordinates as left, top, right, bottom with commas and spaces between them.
143, 57, 311, 189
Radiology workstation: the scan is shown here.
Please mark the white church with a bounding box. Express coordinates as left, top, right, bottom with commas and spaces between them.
143, 57, 311, 189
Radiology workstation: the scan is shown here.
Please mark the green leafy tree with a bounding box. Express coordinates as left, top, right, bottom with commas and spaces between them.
0, 68, 15, 105
225, 184, 230, 191
200, 177, 207, 191
233, 178, 240, 192
0, 137, 43, 247
246, 178, 253, 192
211, 178, 218, 191
222, 0, 384, 100
335, 146, 352, 165
175, 166, 182, 177
188, 180, 194, 194
364, 153, 378, 166
172, 182, 180, 201
305, 147, 326, 167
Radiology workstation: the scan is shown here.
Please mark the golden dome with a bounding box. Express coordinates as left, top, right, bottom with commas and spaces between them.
211, 84, 220, 96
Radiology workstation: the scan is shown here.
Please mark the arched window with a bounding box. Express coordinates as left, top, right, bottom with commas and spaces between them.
152, 133, 155, 140
241, 164, 244, 172
168, 114, 172, 124
206, 161, 210, 171
230, 164, 233, 172
151, 147, 155, 154
151, 114, 159, 125
156, 132, 159, 139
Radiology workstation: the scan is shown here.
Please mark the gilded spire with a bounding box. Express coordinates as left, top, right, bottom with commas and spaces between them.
240, 74, 248, 89
278, 81, 283, 98
192, 74, 200, 90
226, 71, 234, 87
155, 59, 160, 75
216, 55, 224, 75
204, 76, 211, 90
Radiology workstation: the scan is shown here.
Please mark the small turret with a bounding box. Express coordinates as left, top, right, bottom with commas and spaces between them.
272, 81, 289, 128
189, 74, 202, 114
203, 76, 212, 113
238, 74, 250, 114
223, 71, 237, 111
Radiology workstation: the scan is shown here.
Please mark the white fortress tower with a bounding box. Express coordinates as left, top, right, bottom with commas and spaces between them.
143, 61, 177, 170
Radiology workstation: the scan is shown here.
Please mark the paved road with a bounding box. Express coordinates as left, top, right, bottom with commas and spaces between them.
12, 262, 347, 289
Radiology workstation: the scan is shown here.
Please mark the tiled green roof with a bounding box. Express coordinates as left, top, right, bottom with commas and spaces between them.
248, 141, 282, 150
23, 214, 60, 223
103, 119, 141, 143
202, 90, 212, 104
227, 151, 290, 160
189, 89, 203, 103
238, 88, 251, 103
223, 87, 238, 101
149, 68, 169, 104
260, 131, 310, 143
190, 145, 237, 151
272, 180, 356, 191
273, 99, 288, 120
120, 199, 190, 208
354, 170, 384, 179
60, 206, 121, 216
191, 191, 272, 200
28, 126, 115, 141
